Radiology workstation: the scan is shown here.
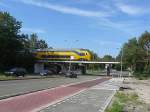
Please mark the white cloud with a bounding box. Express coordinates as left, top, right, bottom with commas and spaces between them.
116, 3, 146, 15
96, 18, 130, 33
21, 28, 46, 34
16, 0, 148, 35
17, 0, 111, 18
16, 0, 125, 32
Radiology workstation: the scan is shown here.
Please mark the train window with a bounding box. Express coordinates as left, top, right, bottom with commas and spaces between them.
41, 55, 47, 58
80, 53, 85, 56
74, 51, 85, 56
41, 55, 70, 59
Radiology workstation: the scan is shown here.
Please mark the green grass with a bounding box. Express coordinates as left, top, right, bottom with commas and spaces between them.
0, 75, 16, 80
0, 73, 17, 80
116, 92, 138, 103
105, 92, 140, 112
105, 101, 123, 112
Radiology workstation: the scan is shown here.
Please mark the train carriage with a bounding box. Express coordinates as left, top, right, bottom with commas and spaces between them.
34, 49, 92, 61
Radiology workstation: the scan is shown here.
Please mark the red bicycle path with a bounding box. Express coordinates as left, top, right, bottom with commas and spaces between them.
0, 77, 110, 112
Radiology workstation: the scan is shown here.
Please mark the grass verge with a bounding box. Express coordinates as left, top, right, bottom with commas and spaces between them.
105, 91, 144, 112
0, 75, 17, 80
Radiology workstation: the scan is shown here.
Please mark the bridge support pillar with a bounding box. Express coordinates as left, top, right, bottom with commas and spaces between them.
34, 63, 44, 73
80, 64, 86, 74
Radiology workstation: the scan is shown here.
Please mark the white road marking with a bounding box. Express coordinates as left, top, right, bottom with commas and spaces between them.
32, 89, 87, 112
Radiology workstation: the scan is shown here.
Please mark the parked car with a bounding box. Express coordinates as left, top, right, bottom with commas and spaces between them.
65, 71, 77, 78
40, 70, 52, 76
5, 68, 27, 77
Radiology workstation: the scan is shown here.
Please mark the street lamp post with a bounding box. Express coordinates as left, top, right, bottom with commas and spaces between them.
117, 47, 123, 78
120, 48, 123, 78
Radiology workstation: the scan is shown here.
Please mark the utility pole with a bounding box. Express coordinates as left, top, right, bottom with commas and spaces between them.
117, 47, 123, 78
120, 48, 123, 78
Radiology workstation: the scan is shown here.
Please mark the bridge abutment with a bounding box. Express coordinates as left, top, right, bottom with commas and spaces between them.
34, 63, 44, 73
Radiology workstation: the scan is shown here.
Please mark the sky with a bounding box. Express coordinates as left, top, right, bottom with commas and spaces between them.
0, 0, 150, 57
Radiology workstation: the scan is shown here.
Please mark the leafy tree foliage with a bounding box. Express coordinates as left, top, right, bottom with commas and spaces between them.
0, 11, 48, 71
102, 55, 115, 62
28, 33, 48, 51
138, 31, 150, 73
87, 51, 103, 70
0, 12, 23, 70
138, 31, 150, 51
118, 32, 150, 75
119, 38, 145, 72
90, 51, 100, 61
102, 55, 116, 69
0, 12, 21, 34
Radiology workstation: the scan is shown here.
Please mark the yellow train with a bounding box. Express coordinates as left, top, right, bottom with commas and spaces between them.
34, 48, 92, 61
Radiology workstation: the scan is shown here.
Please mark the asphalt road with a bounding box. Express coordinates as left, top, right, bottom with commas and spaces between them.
0, 75, 100, 99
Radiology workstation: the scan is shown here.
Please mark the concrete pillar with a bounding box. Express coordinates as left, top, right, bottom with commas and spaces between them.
80, 65, 86, 75
34, 63, 44, 73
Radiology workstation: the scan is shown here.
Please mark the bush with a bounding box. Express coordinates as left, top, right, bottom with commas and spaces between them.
134, 72, 150, 80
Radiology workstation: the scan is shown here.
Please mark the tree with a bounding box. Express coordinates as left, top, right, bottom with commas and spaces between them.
29, 33, 38, 50
138, 31, 150, 51
16, 51, 36, 72
0, 12, 21, 34
0, 11, 49, 72
118, 38, 145, 72
86, 51, 103, 70
37, 40, 48, 49
87, 50, 100, 61
28, 33, 48, 51
138, 31, 150, 73
102, 55, 116, 69
18, 34, 30, 50
16, 33, 48, 71
0, 11, 23, 70
102, 55, 115, 62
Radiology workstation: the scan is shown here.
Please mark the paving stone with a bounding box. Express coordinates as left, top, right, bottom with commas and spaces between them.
41, 89, 114, 112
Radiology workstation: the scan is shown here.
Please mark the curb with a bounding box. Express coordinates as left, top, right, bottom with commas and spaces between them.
0, 75, 61, 81
0, 84, 64, 100
98, 78, 124, 112
99, 90, 116, 112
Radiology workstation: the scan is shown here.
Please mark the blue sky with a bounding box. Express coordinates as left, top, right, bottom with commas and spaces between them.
1, 0, 150, 57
